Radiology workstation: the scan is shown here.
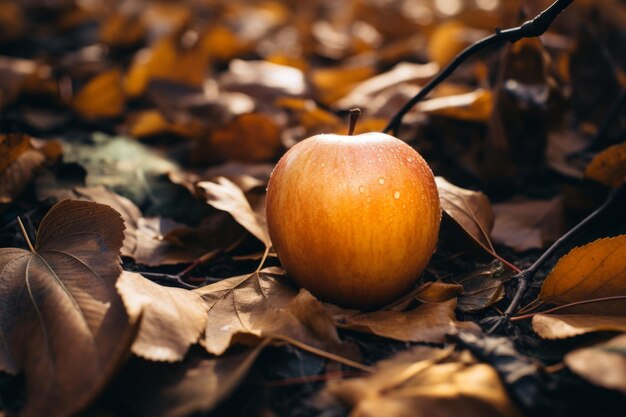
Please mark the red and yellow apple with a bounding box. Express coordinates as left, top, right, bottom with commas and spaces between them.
265, 132, 441, 310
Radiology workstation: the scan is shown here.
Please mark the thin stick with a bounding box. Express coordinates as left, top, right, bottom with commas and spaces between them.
271, 334, 374, 373
383, 0, 574, 135
17, 217, 35, 253
488, 184, 626, 333
510, 295, 626, 322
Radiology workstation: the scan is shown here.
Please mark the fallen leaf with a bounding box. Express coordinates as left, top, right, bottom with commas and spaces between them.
204, 113, 282, 163
585, 142, 626, 188
491, 196, 566, 252
435, 177, 495, 253
334, 62, 438, 110
327, 298, 479, 344
532, 297, 626, 339
546, 129, 588, 179
116, 271, 208, 362
194, 267, 357, 358
70, 186, 142, 258
125, 31, 211, 97
565, 333, 626, 394
416, 89, 493, 122
0, 200, 133, 417
62, 133, 179, 207
323, 347, 521, 417
114, 344, 266, 417
0, 133, 31, 172
310, 65, 375, 105
539, 235, 626, 305
197, 176, 270, 247
454, 261, 512, 313
220, 59, 308, 101
73, 68, 125, 118
133, 215, 243, 266
0, 149, 45, 204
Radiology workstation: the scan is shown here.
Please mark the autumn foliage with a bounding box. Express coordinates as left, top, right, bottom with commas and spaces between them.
0, 0, 625, 417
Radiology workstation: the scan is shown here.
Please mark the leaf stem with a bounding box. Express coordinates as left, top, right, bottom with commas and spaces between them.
510, 295, 626, 321
17, 216, 35, 253
383, 0, 574, 135
270, 334, 374, 373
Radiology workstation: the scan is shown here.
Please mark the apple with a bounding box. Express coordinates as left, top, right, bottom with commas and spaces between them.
265, 129, 441, 310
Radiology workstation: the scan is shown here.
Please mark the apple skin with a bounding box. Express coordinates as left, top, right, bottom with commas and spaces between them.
265, 132, 441, 310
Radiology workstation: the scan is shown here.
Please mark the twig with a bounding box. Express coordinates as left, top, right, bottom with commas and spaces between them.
510, 295, 626, 321
383, 0, 574, 136
488, 183, 626, 333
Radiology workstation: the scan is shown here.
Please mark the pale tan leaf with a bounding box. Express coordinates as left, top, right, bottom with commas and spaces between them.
327, 299, 479, 344
565, 334, 626, 394
115, 343, 267, 417
492, 196, 565, 252
194, 267, 357, 358
539, 235, 626, 305
197, 176, 270, 247
532, 297, 626, 339
117, 271, 208, 362
435, 177, 495, 252
0, 200, 133, 417
323, 347, 521, 417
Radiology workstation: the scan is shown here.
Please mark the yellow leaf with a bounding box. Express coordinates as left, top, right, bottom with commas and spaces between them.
585, 141, 626, 188
73, 69, 125, 118
311, 66, 375, 105
539, 235, 626, 305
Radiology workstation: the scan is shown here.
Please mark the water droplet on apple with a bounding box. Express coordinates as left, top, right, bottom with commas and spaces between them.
407, 157, 414, 162
358, 185, 365, 193
378, 178, 385, 185
394, 191, 401, 200
321, 162, 325, 167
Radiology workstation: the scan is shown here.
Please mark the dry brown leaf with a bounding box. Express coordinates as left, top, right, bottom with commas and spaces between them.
73, 68, 125, 118
133, 215, 243, 266
0, 133, 31, 172
197, 176, 270, 247
323, 347, 521, 417
194, 267, 357, 358
454, 262, 512, 313
327, 299, 479, 344
532, 298, 626, 339
334, 62, 438, 110
491, 196, 565, 252
0, 149, 45, 204
207, 113, 281, 163
115, 343, 266, 417
0, 200, 133, 417
565, 333, 626, 394
435, 177, 495, 253
73, 186, 142, 257
416, 89, 493, 122
585, 142, 626, 188
539, 235, 626, 305
117, 271, 208, 362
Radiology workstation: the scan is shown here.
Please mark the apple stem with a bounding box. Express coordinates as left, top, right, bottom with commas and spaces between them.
348, 108, 361, 136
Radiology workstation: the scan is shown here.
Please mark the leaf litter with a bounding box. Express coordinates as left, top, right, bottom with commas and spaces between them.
0, 1, 625, 416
